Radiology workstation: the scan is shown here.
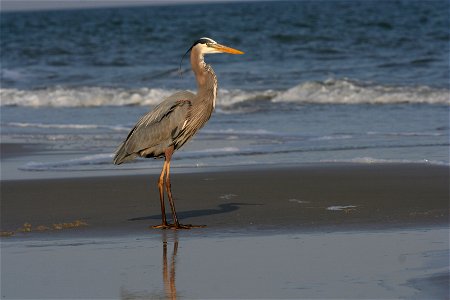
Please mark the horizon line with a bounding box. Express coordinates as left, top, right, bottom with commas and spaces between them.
0, 0, 268, 13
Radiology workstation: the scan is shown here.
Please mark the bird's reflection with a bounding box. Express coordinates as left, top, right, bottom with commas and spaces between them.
162, 231, 178, 300
120, 232, 179, 300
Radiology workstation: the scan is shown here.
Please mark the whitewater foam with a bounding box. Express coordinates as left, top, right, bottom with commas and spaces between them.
18, 147, 242, 171
367, 131, 445, 137
202, 128, 274, 136
6, 122, 130, 132
271, 79, 450, 105
1, 79, 448, 108
321, 157, 449, 166
19, 153, 115, 171
0, 87, 176, 107
19, 152, 448, 172
311, 134, 353, 141
327, 205, 358, 211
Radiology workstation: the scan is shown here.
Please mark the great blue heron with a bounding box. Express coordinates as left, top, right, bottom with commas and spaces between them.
113, 38, 244, 229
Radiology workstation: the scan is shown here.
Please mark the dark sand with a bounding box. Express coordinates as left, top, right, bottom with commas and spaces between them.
1, 161, 449, 299
1, 163, 448, 234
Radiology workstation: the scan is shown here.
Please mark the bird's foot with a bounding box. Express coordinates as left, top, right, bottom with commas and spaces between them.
151, 223, 206, 230
151, 223, 173, 229
172, 223, 207, 230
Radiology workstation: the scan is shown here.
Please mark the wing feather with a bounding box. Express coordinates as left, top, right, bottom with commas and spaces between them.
113, 91, 194, 164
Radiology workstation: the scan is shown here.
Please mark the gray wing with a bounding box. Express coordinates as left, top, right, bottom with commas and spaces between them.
113, 91, 194, 164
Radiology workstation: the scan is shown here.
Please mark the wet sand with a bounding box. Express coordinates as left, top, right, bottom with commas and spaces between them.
1, 157, 449, 299
1, 227, 448, 299
1, 163, 448, 233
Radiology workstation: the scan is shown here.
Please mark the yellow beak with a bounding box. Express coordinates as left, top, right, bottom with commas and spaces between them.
210, 43, 244, 55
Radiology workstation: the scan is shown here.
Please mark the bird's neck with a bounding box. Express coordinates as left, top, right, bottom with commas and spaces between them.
191, 52, 218, 109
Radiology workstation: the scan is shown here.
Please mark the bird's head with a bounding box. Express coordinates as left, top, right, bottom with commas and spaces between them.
180, 37, 244, 68
189, 37, 244, 55
179, 37, 243, 76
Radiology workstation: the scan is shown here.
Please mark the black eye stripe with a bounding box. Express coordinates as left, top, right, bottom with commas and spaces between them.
196, 37, 216, 46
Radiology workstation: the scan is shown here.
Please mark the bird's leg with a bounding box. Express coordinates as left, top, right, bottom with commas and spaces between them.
164, 147, 206, 230
164, 147, 181, 227
152, 160, 171, 229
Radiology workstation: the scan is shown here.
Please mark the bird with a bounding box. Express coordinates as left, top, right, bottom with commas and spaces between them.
113, 37, 244, 229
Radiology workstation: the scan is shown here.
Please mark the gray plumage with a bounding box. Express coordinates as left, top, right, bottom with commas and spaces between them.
113, 91, 196, 164
113, 47, 217, 165
113, 37, 243, 229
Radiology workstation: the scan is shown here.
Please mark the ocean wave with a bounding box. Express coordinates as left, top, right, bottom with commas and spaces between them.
6, 122, 130, 131
367, 131, 445, 137
0, 86, 176, 107
19, 153, 115, 171
202, 128, 275, 136
18, 147, 242, 171
1, 79, 448, 107
320, 157, 449, 166
310, 134, 353, 141
271, 79, 450, 105
20, 152, 449, 172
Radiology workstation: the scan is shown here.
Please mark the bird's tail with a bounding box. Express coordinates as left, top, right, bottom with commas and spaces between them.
113, 142, 135, 165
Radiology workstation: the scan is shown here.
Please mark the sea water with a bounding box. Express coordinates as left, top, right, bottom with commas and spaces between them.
1, 1, 449, 178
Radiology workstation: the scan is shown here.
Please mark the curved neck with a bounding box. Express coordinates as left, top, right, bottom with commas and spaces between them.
190, 48, 218, 106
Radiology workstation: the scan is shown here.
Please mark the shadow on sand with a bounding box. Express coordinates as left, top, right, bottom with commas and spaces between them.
128, 202, 260, 222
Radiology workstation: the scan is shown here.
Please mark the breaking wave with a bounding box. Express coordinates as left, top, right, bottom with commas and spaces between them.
6, 122, 130, 131
272, 79, 449, 105
0, 86, 176, 107
20, 152, 449, 172
20, 154, 115, 171
320, 157, 449, 166
1, 79, 448, 107
18, 147, 241, 171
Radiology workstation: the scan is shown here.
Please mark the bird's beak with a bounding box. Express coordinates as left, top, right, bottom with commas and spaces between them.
210, 43, 244, 55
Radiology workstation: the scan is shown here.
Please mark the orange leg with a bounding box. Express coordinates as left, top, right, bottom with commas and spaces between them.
153, 146, 206, 230
164, 147, 180, 227
151, 158, 171, 229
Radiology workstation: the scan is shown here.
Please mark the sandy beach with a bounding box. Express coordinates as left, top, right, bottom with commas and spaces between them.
1, 162, 448, 233
1, 149, 449, 298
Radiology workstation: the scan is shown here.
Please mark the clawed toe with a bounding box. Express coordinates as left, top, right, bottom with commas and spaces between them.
174, 224, 206, 230
151, 224, 172, 229
151, 223, 206, 230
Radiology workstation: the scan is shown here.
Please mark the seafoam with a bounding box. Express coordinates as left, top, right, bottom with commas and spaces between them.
1, 79, 449, 108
